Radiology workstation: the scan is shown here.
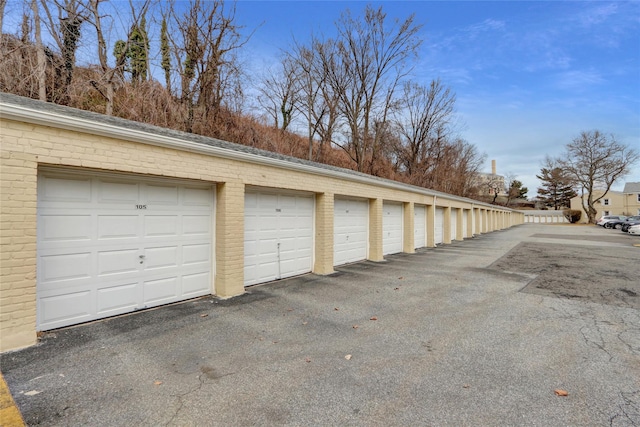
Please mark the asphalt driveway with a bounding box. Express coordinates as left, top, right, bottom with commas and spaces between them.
2, 224, 639, 426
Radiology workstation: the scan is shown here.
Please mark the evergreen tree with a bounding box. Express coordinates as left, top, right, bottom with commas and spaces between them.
114, 16, 149, 84
536, 167, 576, 210
160, 17, 172, 93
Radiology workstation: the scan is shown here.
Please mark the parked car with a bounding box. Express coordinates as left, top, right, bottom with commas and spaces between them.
604, 215, 640, 230
628, 224, 640, 235
596, 215, 626, 227
621, 217, 640, 232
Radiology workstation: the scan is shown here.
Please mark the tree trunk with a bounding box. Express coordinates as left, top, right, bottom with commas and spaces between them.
31, 0, 47, 101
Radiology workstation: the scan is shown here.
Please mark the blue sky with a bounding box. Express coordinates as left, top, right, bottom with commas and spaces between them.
234, 0, 640, 194
3, 0, 638, 195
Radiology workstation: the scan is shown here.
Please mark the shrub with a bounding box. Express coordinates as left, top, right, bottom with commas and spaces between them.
563, 209, 582, 223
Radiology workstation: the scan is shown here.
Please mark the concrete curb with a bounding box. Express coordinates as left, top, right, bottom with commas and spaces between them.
0, 372, 24, 427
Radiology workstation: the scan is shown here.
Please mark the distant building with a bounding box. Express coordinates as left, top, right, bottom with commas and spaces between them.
474, 160, 505, 196
569, 182, 640, 223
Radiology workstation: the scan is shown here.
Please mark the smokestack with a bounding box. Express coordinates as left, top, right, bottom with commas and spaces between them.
491, 159, 496, 175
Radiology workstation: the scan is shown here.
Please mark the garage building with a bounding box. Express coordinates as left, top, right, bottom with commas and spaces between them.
0, 93, 523, 352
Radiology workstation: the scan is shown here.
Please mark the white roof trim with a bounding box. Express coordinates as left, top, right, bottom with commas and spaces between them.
1, 99, 511, 212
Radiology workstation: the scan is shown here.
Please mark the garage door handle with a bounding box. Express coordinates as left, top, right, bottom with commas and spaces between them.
139, 255, 145, 264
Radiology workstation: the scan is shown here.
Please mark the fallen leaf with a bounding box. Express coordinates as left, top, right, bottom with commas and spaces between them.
345, 354, 352, 360
287, 308, 294, 312
200, 313, 208, 318
24, 390, 41, 396
352, 325, 359, 329
463, 384, 470, 389
154, 381, 163, 386
302, 321, 308, 325
305, 358, 311, 363
554, 389, 568, 396
334, 307, 339, 311
398, 276, 404, 280
394, 287, 400, 290
370, 316, 378, 321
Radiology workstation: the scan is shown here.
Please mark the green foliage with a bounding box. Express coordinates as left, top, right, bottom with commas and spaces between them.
114, 16, 149, 84
508, 179, 528, 199
536, 167, 576, 210
160, 18, 171, 92
563, 209, 582, 224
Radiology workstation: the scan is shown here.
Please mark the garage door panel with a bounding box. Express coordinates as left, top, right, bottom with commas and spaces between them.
144, 246, 179, 270
143, 276, 179, 305
98, 215, 139, 239
145, 184, 179, 205
37, 173, 213, 330
144, 215, 179, 237
183, 215, 211, 235
39, 290, 93, 328
182, 272, 210, 296
40, 252, 92, 283
98, 180, 138, 204
184, 187, 213, 206
41, 215, 92, 241
244, 191, 314, 286
334, 198, 368, 266
40, 176, 91, 202
97, 249, 139, 276
183, 244, 210, 265
96, 283, 139, 314
383, 203, 403, 255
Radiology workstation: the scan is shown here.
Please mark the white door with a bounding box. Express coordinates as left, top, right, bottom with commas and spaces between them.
414, 205, 426, 249
450, 209, 458, 241
334, 198, 368, 266
383, 202, 403, 255
37, 172, 213, 330
244, 191, 314, 286
435, 208, 444, 244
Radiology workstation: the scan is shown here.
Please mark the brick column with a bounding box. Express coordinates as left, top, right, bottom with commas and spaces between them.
368, 198, 384, 261
403, 202, 415, 253
426, 204, 435, 247
443, 206, 452, 244
215, 181, 245, 298
314, 192, 335, 275
0, 151, 38, 352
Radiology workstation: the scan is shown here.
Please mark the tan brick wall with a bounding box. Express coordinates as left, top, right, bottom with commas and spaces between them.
368, 199, 384, 262
403, 202, 415, 254
215, 181, 245, 298
443, 207, 452, 244
314, 193, 335, 275
0, 115, 521, 352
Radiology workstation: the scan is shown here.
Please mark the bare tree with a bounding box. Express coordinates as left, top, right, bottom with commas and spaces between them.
392, 79, 456, 178
39, 0, 88, 103
31, 0, 46, 100
0, 0, 7, 36
164, 0, 249, 132
88, 0, 150, 115
257, 56, 298, 131
557, 130, 639, 223
328, 5, 422, 172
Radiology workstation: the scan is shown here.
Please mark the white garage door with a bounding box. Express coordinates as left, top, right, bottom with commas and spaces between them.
435, 208, 444, 244
450, 208, 458, 241
37, 172, 213, 331
334, 198, 368, 266
414, 205, 426, 249
383, 202, 403, 255
244, 191, 314, 286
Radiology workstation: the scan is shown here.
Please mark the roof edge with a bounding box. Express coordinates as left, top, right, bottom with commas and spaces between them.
0, 94, 513, 211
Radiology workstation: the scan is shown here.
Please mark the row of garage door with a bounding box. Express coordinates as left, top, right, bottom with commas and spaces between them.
36, 172, 467, 331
